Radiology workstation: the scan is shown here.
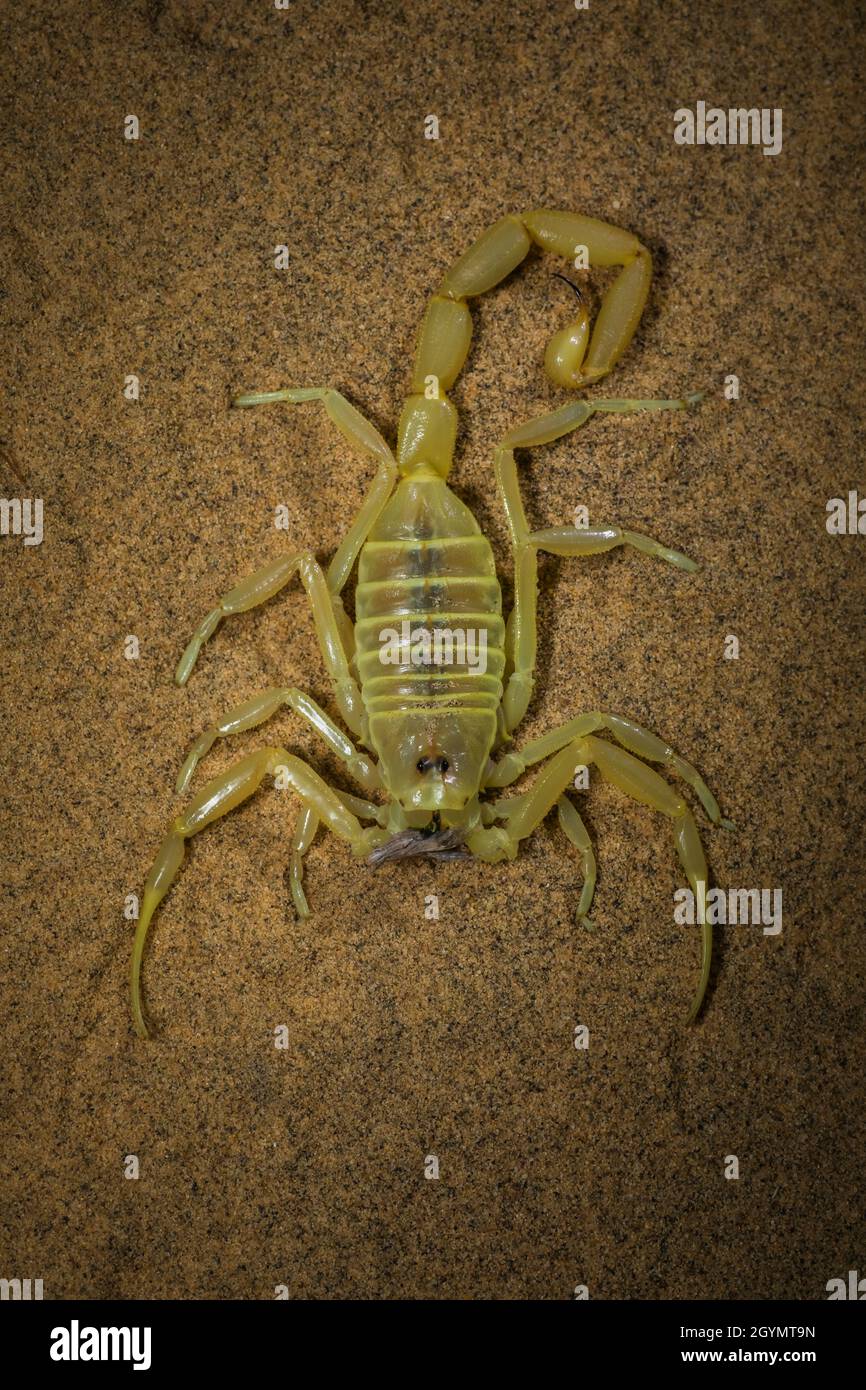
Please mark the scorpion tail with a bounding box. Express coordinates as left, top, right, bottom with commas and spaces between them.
131, 830, 185, 1039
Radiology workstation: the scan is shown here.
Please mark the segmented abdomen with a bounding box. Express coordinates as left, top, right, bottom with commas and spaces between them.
355, 478, 506, 720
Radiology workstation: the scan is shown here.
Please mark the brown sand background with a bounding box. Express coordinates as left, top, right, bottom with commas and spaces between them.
1, 0, 864, 1300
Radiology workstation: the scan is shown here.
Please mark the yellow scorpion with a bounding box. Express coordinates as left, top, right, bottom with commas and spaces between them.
132, 209, 733, 1038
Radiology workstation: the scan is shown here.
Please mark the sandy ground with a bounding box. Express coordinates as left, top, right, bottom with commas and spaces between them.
1, 0, 864, 1298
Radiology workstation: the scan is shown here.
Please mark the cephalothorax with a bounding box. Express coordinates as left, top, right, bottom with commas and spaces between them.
132, 209, 732, 1038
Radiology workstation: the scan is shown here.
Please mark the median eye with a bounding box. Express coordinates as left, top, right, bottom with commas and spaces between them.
417, 756, 450, 774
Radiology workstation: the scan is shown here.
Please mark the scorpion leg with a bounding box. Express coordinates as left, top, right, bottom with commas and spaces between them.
176, 684, 381, 795
590, 713, 732, 828
175, 549, 366, 738
131, 746, 380, 1037
288, 806, 318, 919
291, 790, 389, 921
577, 735, 712, 1023
494, 393, 701, 733
504, 395, 702, 588
527, 522, 696, 571
473, 736, 712, 1021
556, 794, 597, 925
494, 441, 543, 733
226, 386, 401, 734
178, 388, 397, 705
335, 788, 389, 822
232, 386, 397, 595
486, 711, 731, 828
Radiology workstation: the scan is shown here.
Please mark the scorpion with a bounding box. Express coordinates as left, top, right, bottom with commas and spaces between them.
131, 209, 733, 1038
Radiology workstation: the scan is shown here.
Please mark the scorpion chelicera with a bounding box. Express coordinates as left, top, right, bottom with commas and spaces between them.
131, 209, 733, 1038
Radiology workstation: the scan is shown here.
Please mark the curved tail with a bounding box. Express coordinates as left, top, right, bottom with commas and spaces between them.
397, 209, 653, 479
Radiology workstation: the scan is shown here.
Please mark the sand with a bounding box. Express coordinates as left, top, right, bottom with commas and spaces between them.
1, 0, 864, 1298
